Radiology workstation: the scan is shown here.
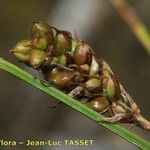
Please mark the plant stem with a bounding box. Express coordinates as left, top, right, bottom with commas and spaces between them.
0, 58, 150, 150
109, 0, 150, 55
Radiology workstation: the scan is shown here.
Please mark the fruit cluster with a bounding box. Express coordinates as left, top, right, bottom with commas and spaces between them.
11, 22, 150, 130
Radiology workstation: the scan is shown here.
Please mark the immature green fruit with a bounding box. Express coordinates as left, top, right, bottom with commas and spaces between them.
74, 41, 92, 65
11, 40, 32, 54
86, 97, 109, 113
32, 22, 54, 46
32, 22, 53, 37
89, 56, 99, 76
32, 35, 48, 50
54, 30, 72, 56
29, 49, 47, 69
13, 53, 29, 62
102, 69, 120, 100
11, 40, 32, 62
85, 78, 101, 93
53, 71, 75, 88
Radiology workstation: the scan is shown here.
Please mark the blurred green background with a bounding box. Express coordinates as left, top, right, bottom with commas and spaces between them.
0, 0, 150, 150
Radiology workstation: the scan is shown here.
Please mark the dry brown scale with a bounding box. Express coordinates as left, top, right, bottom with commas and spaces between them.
11, 21, 150, 130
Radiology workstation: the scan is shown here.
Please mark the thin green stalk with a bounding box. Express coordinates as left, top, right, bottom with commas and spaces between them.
109, 0, 150, 55
0, 58, 150, 150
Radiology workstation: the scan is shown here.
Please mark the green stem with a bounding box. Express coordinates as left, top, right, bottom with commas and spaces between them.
0, 58, 150, 150
109, 0, 150, 55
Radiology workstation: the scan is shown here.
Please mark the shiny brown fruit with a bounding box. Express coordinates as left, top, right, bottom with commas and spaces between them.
45, 67, 60, 83
53, 71, 75, 88
74, 41, 92, 65
86, 97, 109, 113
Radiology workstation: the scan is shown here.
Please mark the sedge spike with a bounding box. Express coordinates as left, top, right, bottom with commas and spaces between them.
10, 21, 150, 130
